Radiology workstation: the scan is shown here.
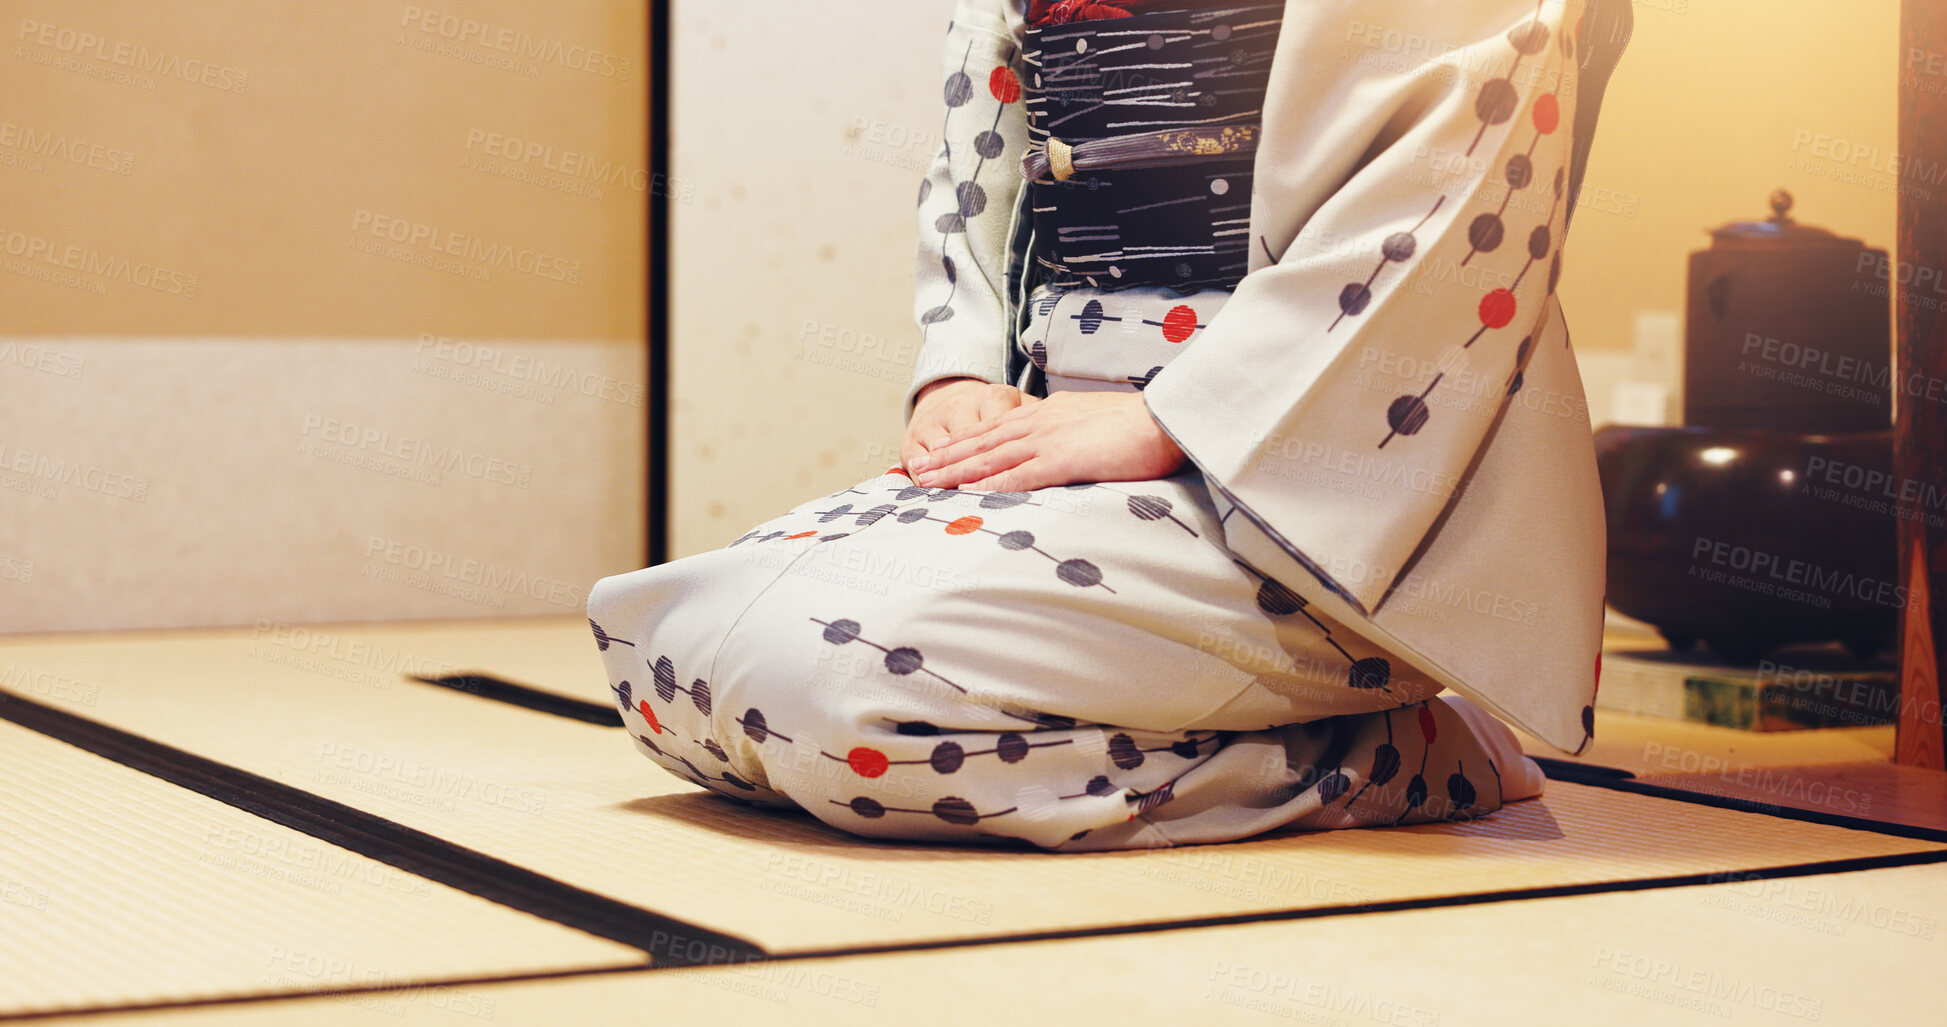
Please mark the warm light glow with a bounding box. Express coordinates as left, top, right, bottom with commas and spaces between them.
1699, 446, 1739, 466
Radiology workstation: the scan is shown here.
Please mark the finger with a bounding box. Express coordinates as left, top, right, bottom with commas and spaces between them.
963, 457, 1056, 493
917, 439, 1035, 489
942, 401, 1037, 448
914, 418, 1030, 476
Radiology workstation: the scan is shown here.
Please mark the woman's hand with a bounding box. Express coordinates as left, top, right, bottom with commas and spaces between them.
902, 378, 1038, 478
906, 390, 1187, 491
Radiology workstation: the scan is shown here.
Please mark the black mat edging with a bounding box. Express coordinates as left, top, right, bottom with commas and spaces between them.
409, 673, 622, 726
772, 847, 1947, 965
1538, 756, 1947, 845
19, 848, 1947, 1023
0, 689, 759, 968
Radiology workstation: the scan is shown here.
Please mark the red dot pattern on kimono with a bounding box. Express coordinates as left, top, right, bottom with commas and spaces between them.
1161, 304, 1199, 343
848, 747, 890, 778
946, 515, 984, 535
1478, 289, 1518, 329
990, 66, 1021, 104
1418, 704, 1438, 744
783, 531, 818, 540
1532, 93, 1560, 134
638, 699, 662, 734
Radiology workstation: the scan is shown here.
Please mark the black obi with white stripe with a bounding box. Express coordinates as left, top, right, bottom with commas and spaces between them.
1019, 4, 1282, 292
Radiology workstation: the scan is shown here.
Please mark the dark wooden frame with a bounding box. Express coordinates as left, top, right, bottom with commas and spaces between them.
1896, 0, 1947, 770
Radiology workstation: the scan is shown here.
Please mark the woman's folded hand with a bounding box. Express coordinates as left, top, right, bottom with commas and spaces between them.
906, 390, 1186, 492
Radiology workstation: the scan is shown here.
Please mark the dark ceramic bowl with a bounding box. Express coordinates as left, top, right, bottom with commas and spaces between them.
1593, 424, 1899, 663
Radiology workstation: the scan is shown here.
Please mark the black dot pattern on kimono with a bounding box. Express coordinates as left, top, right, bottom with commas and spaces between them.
1348, 656, 1392, 691
1170, 738, 1202, 759
1126, 495, 1172, 520
691, 679, 712, 715
922, 302, 956, 322
851, 796, 887, 818
701, 738, 728, 762
589, 618, 633, 650
612, 679, 632, 709
1506, 153, 1533, 188
1076, 299, 1109, 333
1582, 704, 1596, 736
980, 491, 1031, 509
933, 797, 981, 825
1469, 213, 1504, 253
653, 655, 677, 702
957, 181, 987, 217
1381, 231, 1417, 262
1107, 733, 1145, 770
1055, 558, 1102, 587
1029, 341, 1049, 369
944, 70, 972, 106
822, 618, 862, 644
740, 708, 775, 743
1508, 20, 1551, 54
817, 503, 852, 523
884, 647, 925, 675
898, 507, 930, 523
996, 733, 1030, 763
998, 529, 1036, 550
931, 741, 966, 773
1337, 282, 1372, 317
933, 211, 965, 234
1387, 394, 1432, 436
897, 720, 941, 736
1475, 78, 1518, 123
856, 503, 899, 525
917, 177, 931, 205
973, 130, 1005, 159
1529, 224, 1552, 260
1255, 577, 1305, 616
1085, 775, 1117, 797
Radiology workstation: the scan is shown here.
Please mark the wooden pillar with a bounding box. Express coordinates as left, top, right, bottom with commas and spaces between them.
1896, 0, 1947, 770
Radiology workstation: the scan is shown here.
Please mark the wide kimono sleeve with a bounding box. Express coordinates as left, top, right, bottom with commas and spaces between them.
903, 0, 1033, 422
1142, 0, 1630, 753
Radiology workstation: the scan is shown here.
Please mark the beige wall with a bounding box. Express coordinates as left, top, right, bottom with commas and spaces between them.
667, 0, 1899, 557
2, 1, 647, 633
1562, 0, 1900, 358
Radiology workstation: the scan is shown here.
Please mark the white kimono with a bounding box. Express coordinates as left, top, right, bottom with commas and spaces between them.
588, 0, 1632, 850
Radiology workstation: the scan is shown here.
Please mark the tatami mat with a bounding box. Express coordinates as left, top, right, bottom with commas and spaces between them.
2, 625, 1941, 960
47, 861, 1947, 1025
0, 721, 642, 1019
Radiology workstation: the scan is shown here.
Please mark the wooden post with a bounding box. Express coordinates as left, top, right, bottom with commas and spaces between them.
1896, 0, 1947, 770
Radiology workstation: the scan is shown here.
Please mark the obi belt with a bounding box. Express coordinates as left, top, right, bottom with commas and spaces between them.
1019, 4, 1283, 292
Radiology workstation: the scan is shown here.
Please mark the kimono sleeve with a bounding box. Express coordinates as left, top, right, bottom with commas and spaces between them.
904, 0, 1032, 422
1141, 0, 1599, 616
